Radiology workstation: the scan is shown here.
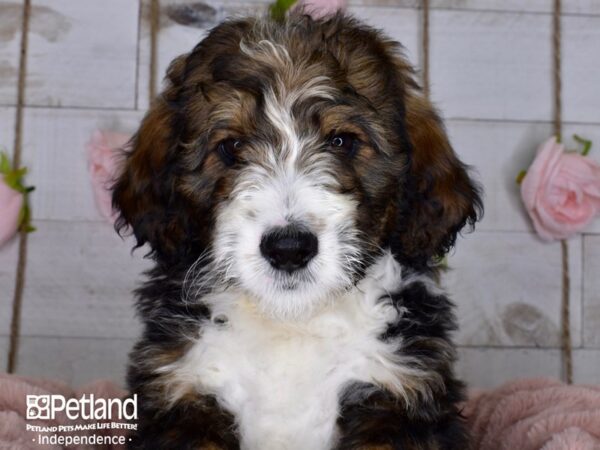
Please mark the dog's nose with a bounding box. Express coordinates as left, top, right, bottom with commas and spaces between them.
260, 226, 318, 273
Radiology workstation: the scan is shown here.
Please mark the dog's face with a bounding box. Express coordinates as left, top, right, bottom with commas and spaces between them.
113, 15, 481, 319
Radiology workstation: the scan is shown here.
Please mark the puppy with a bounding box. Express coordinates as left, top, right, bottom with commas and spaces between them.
113, 13, 482, 450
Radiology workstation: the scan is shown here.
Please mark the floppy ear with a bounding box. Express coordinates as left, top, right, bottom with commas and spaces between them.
112, 56, 196, 262
395, 91, 482, 267
320, 16, 481, 267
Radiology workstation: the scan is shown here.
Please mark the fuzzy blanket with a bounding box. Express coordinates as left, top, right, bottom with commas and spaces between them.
1, 374, 599, 449
0, 374, 127, 449
464, 378, 600, 450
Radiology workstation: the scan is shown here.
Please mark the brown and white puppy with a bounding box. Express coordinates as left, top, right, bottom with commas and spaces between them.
113, 13, 482, 450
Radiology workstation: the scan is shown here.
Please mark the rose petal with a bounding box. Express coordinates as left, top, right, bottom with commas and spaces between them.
87, 130, 130, 223
521, 137, 563, 212
520, 137, 600, 240
293, 0, 346, 19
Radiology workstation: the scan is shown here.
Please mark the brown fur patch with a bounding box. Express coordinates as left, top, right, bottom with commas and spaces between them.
115, 12, 478, 449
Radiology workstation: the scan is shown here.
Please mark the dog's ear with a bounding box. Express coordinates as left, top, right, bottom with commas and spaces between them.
321, 15, 481, 266
113, 56, 194, 261
395, 90, 482, 266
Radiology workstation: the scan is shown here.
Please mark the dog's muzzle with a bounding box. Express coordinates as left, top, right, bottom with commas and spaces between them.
260, 225, 318, 274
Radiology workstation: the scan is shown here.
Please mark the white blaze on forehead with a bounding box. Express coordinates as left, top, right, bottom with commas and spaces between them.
240, 39, 293, 68
263, 88, 302, 166
240, 37, 337, 167
209, 38, 359, 320
262, 77, 336, 168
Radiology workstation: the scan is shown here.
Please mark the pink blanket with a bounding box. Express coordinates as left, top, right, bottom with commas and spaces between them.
1, 375, 599, 449
464, 378, 600, 449
0, 374, 128, 449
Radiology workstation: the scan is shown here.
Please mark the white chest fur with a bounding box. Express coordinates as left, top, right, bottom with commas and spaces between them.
163, 254, 422, 450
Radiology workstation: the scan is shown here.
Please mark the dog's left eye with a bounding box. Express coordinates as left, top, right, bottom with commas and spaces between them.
329, 133, 358, 156
217, 139, 242, 166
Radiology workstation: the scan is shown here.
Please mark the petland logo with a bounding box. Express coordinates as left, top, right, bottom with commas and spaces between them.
26, 394, 138, 420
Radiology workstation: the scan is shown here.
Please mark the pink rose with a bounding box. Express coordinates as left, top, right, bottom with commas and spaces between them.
87, 130, 131, 223
0, 176, 24, 247
294, 0, 346, 19
521, 136, 600, 240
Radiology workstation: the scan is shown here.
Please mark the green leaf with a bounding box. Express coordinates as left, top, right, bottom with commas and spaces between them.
516, 170, 527, 185
18, 203, 35, 234
573, 134, 592, 156
13, 167, 27, 178
269, 0, 297, 21
3, 172, 19, 190
0, 148, 35, 234
0, 152, 10, 174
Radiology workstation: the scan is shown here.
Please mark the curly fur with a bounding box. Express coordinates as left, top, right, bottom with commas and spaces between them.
113, 13, 482, 450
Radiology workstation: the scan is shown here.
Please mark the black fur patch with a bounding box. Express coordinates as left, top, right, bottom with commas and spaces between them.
114, 12, 481, 449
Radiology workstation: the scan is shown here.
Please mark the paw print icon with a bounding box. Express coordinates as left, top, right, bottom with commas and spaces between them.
26, 395, 51, 420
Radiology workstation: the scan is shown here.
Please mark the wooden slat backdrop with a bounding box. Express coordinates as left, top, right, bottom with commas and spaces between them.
0, 5, 22, 106
25, 0, 140, 109
0, 0, 598, 388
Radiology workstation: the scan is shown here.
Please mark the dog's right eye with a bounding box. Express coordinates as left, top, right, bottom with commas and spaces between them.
329, 132, 358, 157
217, 139, 242, 166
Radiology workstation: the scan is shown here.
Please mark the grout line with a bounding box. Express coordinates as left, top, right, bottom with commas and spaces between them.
1, 335, 137, 342
346, 1, 600, 17
18, 218, 123, 224
134, 0, 143, 111
445, 117, 600, 127
3, 336, 598, 349
2, 338, 597, 350
201, 0, 600, 17
0, 103, 142, 112
457, 345, 600, 351
426, 6, 600, 18
2, 103, 600, 128
457, 345, 561, 351
16, 220, 600, 236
